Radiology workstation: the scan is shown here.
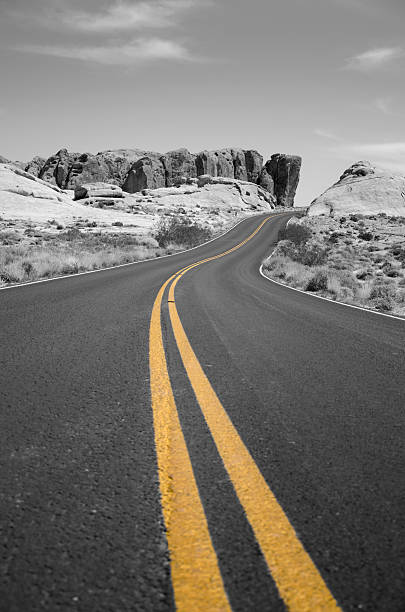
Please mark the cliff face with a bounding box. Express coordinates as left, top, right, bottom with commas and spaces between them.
308, 161, 405, 217
258, 154, 302, 207
22, 147, 302, 206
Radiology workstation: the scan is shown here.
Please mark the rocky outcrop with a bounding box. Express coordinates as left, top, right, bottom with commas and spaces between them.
194, 149, 263, 184
38, 149, 152, 190
259, 154, 301, 207
24, 156, 46, 177
123, 155, 166, 192
160, 148, 197, 186
308, 161, 405, 217
22, 147, 302, 206
74, 182, 123, 201
245, 150, 264, 183
195, 149, 235, 178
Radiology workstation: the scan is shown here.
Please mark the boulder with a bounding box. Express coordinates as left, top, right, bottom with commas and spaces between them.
123, 155, 166, 192
308, 161, 405, 217
260, 154, 302, 206
74, 182, 123, 201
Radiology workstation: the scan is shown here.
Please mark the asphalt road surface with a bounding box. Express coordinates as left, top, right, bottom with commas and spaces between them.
1, 213, 404, 611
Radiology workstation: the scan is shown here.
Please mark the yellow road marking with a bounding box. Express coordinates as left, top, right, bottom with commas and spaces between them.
149, 218, 272, 610
149, 275, 231, 611
164, 216, 341, 611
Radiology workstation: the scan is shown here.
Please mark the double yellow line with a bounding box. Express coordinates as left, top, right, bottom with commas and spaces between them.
149, 216, 340, 611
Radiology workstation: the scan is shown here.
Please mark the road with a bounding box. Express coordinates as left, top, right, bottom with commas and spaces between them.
0, 213, 404, 611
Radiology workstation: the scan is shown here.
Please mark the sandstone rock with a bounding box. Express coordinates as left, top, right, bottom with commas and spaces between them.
123, 155, 166, 193
25, 156, 46, 177
160, 148, 197, 187
39, 149, 150, 190
258, 165, 274, 194
244, 150, 264, 183
24, 146, 301, 204
260, 154, 302, 206
74, 182, 123, 200
308, 161, 405, 217
96, 149, 153, 185
231, 149, 248, 181
0, 163, 73, 210
196, 149, 235, 178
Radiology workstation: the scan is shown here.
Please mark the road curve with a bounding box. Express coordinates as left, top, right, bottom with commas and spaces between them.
1, 214, 404, 611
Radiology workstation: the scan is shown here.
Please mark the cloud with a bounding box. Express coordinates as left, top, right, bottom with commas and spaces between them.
62, 0, 198, 33
346, 46, 404, 71
372, 97, 393, 115
15, 38, 193, 65
314, 128, 342, 142
331, 142, 405, 173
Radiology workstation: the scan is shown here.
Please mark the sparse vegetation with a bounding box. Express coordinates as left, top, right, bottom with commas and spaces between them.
263, 216, 405, 316
154, 216, 213, 248
0, 216, 221, 287
0, 229, 174, 286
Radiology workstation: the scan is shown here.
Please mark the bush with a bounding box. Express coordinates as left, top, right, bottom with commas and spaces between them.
154, 217, 212, 248
382, 262, 400, 278
358, 231, 373, 241
278, 222, 312, 246
306, 271, 328, 292
277, 239, 329, 267
300, 242, 329, 266
391, 244, 405, 264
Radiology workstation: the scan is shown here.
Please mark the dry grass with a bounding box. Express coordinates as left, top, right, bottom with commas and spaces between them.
263, 216, 405, 316
0, 227, 192, 286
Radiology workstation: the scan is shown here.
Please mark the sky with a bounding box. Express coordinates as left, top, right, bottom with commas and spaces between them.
0, 0, 404, 204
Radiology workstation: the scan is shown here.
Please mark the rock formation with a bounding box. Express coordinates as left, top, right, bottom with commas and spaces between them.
74, 182, 123, 201
308, 161, 405, 217
22, 147, 302, 206
161, 148, 197, 186
123, 154, 166, 192
24, 156, 46, 177
259, 154, 301, 207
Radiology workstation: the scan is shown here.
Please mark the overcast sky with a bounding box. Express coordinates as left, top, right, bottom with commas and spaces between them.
0, 0, 404, 204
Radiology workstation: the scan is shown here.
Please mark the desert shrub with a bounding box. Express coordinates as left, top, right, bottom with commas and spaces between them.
382, 262, 400, 277
369, 282, 396, 312
306, 270, 328, 292
278, 222, 312, 246
277, 240, 297, 258
154, 217, 212, 248
300, 242, 329, 266
277, 239, 329, 267
62, 228, 82, 241
328, 232, 341, 244
22, 261, 34, 276
356, 269, 373, 280
112, 221, 124, 227
390, 244, 405, 264
358, 231, 373, 241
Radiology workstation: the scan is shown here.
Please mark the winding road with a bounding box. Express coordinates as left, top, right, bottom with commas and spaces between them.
1, 213, 404, 611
